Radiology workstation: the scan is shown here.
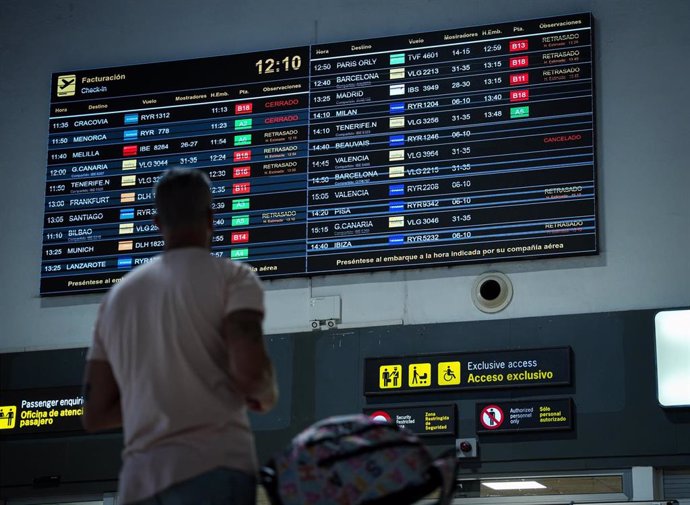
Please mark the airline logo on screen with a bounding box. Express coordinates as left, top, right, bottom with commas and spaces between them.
56, 74, 76, 97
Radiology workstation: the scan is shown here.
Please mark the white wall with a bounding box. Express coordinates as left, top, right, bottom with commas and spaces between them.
0, 0, 688, 351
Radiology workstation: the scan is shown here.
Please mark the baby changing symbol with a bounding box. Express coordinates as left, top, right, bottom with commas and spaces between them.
408, 363, 431, 387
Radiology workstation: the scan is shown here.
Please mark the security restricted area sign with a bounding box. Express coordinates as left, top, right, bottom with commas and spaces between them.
0, 386, 86, 437
364, 347, 571, 396
476, 398, 573, 433
363, 404, 456, 437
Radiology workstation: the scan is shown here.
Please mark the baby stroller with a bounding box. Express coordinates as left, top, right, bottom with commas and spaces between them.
261, 414, 458, 505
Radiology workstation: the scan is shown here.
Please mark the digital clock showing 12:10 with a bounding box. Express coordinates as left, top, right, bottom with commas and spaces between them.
255, 55, 303, 74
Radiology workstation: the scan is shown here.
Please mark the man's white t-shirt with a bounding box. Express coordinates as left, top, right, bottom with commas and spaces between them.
88, 247, 264, 504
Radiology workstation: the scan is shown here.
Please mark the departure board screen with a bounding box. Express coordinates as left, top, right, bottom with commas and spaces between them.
42, 13, 596, 295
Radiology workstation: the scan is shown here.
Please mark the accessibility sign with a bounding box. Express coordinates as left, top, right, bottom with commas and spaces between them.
364, 347, 571, 396
438, 361, 461, 385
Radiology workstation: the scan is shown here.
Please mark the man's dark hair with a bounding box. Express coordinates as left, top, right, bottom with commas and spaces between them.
154, 168, 212, 229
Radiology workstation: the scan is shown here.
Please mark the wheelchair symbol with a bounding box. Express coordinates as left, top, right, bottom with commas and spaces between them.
437, 361, 461, 385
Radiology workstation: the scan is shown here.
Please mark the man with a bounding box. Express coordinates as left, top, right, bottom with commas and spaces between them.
82, 167, 278, 505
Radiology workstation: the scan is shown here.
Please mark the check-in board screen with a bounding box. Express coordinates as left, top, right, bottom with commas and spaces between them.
42, 13, 596, 295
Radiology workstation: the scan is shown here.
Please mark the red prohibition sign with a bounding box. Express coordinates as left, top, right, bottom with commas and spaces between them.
369, 410, 392, 423
480, 405, 504, 430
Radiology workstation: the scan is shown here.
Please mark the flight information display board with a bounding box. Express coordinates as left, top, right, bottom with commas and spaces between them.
42, 13, 596, 295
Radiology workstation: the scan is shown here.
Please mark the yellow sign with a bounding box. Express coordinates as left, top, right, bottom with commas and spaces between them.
0, 405, 17, 429
408, 363, 431, 387
438, 361, 461, 385
56, 74, 76, 97
379, 365, 402, 389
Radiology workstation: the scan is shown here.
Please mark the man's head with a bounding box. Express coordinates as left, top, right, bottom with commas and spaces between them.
154, 168, 213, 248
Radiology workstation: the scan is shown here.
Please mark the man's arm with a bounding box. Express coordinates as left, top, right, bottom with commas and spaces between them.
223, 309, 278, 413
81, 360, 122, 432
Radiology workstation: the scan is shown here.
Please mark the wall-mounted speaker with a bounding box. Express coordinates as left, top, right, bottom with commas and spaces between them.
472, 272, 513, 313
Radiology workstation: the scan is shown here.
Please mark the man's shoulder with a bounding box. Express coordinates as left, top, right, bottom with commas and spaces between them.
224, 259, 262, 285
222, 257, 255, 275
105, 254, 259, 302
201, 253, 254, 277
107, 257, 161, 298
